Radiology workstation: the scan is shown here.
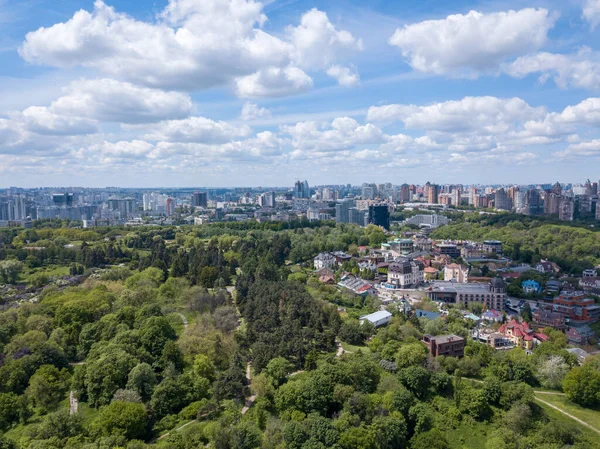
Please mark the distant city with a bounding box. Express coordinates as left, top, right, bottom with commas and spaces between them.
0, 179, 598, 229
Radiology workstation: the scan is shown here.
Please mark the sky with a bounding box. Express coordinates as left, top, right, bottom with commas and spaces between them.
1, 0, 600, 187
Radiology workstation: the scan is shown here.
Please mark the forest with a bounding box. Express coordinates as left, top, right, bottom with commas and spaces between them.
430, 213, 600, 273
0, 221, 598, 448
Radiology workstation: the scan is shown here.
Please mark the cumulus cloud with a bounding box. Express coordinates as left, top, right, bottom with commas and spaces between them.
583, 0, 600, 29
49, 79, 193, 124
21, 106, 98, 135
134, 116, 252, 143
505, 49, 600, 90
367, 96, 545, 133
326, 65, 360, 87
555, 140, 600, 159
240, 102, 272, 120
235, 66, 313, 98
287, 8, 363, 70
20, 0, 361, 97
389, 8, 555, 76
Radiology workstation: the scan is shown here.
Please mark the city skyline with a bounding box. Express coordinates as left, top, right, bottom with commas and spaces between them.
2, 0, 600, 186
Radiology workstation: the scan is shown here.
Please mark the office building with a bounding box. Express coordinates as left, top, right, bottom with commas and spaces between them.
368, 204, 390, 230
192, 191, 208, 208
387, 259, 425, 288
294, 180, 310, 199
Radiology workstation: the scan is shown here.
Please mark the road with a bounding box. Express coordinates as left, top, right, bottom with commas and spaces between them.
241, 361, 257, 415
176, 312, 188, 333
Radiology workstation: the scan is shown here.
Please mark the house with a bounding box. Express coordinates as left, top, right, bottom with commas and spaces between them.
360, 310, 392, 328
482, 309, 503, 323
535, 259, 561, 274
533, 309, 566, 329
566, 347, 591, 365
387, 259, 425, 288
314, 252, 336, 270
488, 332, 514, 349
338, 275, 377, 297
444, 263, 469, 283
357, 260, 378, 272
566, 326, 595, 345
415, 309, 442, 320
545, 280, 562, 294
583, 268, 597, 278
463, 313, 481, 323
498, 319, 538, 350
424, 266, 439, 280
578, 277, 600, 291
521, 279, 541, 294
422, 334, 465, 357
332, 251, 353, 264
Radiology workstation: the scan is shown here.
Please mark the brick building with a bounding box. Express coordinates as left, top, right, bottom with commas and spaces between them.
422, 334, 465, 357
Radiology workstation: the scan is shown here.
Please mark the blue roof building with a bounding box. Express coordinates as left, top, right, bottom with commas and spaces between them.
521, 279, 542, 294
415, 309, 442, 320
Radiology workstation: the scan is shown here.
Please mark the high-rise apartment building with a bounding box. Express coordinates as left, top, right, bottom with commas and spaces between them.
294, 180, 310, 199
368, 204, 390, 230
494, 188, 512, 211
335, 197, 356, 224
427, 183, 439, 204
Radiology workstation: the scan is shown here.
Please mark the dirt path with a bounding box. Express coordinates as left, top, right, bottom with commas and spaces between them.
176, 312, 188, 333
535, 397, 600, 434
241, 361, 256, 415
69, 391, 78, 415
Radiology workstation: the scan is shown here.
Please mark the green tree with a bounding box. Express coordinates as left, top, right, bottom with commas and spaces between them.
93, 400, 148, 440
0, 260, 23, 284
265, 357, 293, 386
395, 342, 428, 370
0, 393, 19, 431
126, 363, 157, 402
193, 354, 216, 382
26, 364, 70, 412
562, 361, 600, 407
411, 429, 449, 449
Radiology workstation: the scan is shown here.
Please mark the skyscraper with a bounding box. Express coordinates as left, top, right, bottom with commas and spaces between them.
294, 180, 310, 199
192, 191, 208, 208
369, 204, 390, 230
494, 188, 512, 211
335, 197, 355, 223
427, 184, 439, 204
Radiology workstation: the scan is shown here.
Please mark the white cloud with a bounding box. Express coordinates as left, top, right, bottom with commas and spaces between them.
235, 66, 313, 98
326, 65, 360, 87
505, 49, 600, 90
555, 140, 600, 159
20, 1, 361, 97
21, 106, 98, 135
89, 140, 156, 159
583, 0, 600, 29
389, 8, 555, 76
367, 96, 545, 133
134, 116, 252, 143
287, 8, 363, 70
240, 102, 272, 120
49, 79, 193, 124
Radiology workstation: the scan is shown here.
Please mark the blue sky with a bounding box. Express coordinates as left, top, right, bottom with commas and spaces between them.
1, 0, 600, 187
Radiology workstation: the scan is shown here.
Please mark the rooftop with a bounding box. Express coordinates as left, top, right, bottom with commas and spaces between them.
360, 310, 392, 322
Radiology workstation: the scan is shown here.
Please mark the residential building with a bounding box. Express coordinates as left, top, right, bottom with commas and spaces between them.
498, 319, 537, 350
521, 280, 541, 294
294, 180, 310, 199
558, 196, 574, 221
494, 188, 512, 211
335, 197, 355, 224
535, 259, 561, 274
533, 310, 566, 329
566, 326, 595, 345
387, 259, 425, 288
566, 347, 591, 365
422, 334, 465, 357
415, 309, 442, 320
551, 291, 600, 323
427, 184, 439, 204
437, 243, 461, 259
444, 263, 469, 283
482, 310, 503, 323
482, 240, 503, 255
314, 252, 336, 270
404, 214, 449, 228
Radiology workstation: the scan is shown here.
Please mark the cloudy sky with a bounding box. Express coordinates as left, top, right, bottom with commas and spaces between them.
1, 0, 600, 187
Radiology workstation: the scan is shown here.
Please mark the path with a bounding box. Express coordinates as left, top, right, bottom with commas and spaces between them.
156, 418, 198, 441
176, 312, 188, 333
69, 391, 78, 415
535, 397, 600, 435
241, 361, 257, 415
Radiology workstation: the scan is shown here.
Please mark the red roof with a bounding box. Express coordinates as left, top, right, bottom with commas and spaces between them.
534, 333, 549, 341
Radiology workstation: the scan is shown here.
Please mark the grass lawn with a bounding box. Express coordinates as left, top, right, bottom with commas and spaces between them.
536, 399, 600, 440
444, 419, 489, 449
340, 341, 371, 355
534, 394, 600, 431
